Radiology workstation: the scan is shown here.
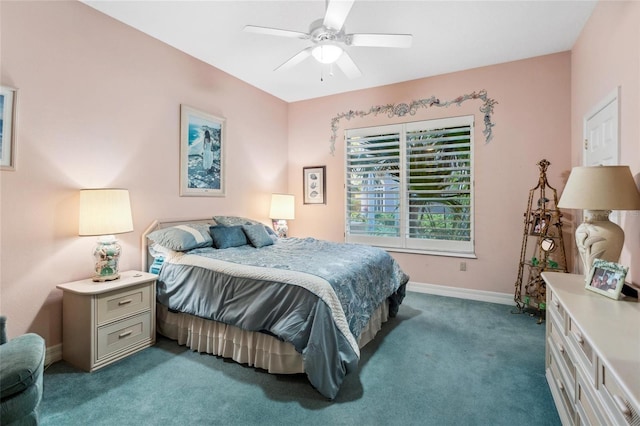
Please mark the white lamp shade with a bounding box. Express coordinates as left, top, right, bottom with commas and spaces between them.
78, 189, 134, 236
269, 194, 295, 220
558, 166, 640, 211
311, 44, 343, 64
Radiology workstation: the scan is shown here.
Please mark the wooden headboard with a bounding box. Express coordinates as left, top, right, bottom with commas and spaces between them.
140, 218, 216, 272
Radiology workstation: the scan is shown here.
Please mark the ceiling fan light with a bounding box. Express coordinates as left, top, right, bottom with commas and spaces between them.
311, 44, 343, 64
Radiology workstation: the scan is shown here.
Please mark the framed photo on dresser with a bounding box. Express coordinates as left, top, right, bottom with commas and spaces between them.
585, 259, 627, 300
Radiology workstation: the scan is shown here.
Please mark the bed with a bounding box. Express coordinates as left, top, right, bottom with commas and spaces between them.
141, 216, 409, 399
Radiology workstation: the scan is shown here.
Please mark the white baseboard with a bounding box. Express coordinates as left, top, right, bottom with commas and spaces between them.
407, 281, 514, 306
45, 343, 62, 367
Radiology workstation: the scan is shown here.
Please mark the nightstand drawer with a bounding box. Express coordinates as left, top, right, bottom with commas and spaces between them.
97, 283, 151, 325
97, 312, 151, 361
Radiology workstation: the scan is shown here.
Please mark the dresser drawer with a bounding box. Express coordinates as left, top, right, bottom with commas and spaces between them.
547, 288, 566, 331
567, 317, 595, 380
549, 335, 575, 402
576, 368, 607, 426
548, 353, 576, 425
548, 316, 575, 391
97, 282, 152, 325
598, 360, 640, 425
96, 311, 151, 361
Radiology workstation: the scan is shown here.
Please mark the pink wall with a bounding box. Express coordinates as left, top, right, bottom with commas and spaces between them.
3, 0, 637, 349
0, 1, 288, 344
571, 0, 640, 282
288, 53, 572, 294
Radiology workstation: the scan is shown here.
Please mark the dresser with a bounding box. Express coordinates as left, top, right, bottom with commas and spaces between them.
542, 272, 640, 425
57, 270, 157, 372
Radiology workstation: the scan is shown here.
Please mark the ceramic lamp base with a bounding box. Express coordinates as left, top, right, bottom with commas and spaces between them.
92, 235, 122, 282
575, 210, 624, 277
272, 219, 289, 238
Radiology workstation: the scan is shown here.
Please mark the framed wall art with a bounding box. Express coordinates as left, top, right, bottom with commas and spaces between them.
1, 86, 17, 171
303, 166, 326, 204
585, 259, 627, 300
180, 105, 225, 196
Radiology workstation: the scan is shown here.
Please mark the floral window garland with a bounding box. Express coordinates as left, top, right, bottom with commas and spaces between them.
329, 89, 497, 154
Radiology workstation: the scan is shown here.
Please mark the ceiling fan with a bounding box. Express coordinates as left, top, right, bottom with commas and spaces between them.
243, 0, 413, 79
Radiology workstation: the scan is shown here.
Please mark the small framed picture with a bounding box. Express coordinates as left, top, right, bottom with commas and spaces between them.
1, 86, 17, 171
180, 105, 225, 197
585, 259, 627, 300
530, 213, 551, 236
303, 166, 326, 204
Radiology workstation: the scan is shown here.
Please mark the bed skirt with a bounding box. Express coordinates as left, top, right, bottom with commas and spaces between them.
156, 300, 389, 374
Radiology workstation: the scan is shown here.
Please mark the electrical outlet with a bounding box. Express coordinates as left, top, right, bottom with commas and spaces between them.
460, 262, 467, 272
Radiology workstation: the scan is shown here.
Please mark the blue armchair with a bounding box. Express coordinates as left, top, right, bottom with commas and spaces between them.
0, 316, 46, 425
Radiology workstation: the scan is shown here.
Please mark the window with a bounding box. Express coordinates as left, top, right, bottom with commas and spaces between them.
345, 115, 474, 255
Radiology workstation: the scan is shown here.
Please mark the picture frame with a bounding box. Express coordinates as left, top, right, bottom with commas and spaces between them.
585, 259, 627, 300
530, 213, 551, 236
1, 86, 17, 171
180, 105, 225, 197
303, 166, 326, 204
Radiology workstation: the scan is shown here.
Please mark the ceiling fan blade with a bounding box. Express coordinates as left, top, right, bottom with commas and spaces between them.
243, 25, 309, 40
336, 51, 362, 79
323, 0, 355, 31
349, 33, 413, 48
274, 47, 313, 71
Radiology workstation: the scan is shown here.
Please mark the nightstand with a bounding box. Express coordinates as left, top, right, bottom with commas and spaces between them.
56, 270, 157, 372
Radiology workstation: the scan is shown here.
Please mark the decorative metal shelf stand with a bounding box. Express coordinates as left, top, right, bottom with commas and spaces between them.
513, 159, 568, 323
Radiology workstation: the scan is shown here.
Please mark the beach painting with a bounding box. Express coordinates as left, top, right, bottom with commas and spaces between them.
180, 105, 225, 196
0, 86, 16, 170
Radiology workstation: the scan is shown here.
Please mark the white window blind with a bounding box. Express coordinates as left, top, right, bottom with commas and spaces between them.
345, 115, 474, 255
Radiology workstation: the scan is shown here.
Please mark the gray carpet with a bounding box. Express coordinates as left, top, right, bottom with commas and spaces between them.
40, 292, 560, 425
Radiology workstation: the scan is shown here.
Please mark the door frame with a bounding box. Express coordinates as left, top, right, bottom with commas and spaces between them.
582, 86, 620, 166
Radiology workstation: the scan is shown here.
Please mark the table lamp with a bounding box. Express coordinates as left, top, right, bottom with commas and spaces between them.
557, 166, 640, 278
269, 193, 295, 238
78, 188, 134, 281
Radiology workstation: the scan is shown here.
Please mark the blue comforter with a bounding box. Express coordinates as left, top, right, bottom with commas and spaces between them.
156, 237, 408, 399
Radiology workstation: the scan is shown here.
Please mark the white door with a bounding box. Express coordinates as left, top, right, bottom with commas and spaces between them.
584, 88, 619, 167
583, 88, 620, 223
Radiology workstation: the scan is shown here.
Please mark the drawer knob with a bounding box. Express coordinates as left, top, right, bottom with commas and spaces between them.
575, 332, 584, 345
613, 394, 631, 417
559, 345, 565, 354
118, 330, 133, 339
557, 378, 564, 391
118, 299, 133, 306
552, 300, 559, 308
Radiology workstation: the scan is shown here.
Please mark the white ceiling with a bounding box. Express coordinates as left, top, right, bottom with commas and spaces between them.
83, 0, 597, 103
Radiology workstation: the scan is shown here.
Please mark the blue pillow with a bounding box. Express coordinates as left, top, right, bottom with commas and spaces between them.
210, 225, 248, 249
242, 224, 274, 248
264, 226, 278, 238
147, 224, 212, 251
